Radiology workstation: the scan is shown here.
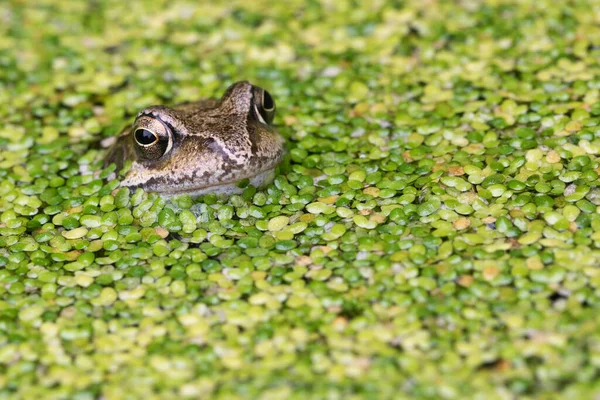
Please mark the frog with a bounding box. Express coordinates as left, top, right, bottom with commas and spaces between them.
103, 81, 285, 196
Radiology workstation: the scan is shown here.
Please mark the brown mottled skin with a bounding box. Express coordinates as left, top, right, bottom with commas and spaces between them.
104, 81, 285, 196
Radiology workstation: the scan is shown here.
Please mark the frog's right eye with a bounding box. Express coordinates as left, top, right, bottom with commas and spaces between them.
132, 116, 173, 161
253, 87, 276, 125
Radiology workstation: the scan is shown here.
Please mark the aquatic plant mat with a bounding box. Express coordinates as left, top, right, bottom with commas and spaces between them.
1, 1, 600, 398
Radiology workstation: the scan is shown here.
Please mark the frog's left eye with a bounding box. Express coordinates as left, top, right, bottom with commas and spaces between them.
132, 116, 173, 161
134, 129, 158, 146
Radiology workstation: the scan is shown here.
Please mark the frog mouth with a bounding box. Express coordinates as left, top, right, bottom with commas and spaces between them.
154, 168, 277, 197
121, 145, 285, 196
151, 146, 286, 196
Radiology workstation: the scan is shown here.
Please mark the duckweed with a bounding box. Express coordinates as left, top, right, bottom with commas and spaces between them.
2, 0, 600, 399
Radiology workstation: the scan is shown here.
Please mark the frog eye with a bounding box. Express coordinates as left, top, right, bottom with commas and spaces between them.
132, 116, 173, 161
134, 129, 158, 146
262, 90, 275, 112
255, 89, 276, 125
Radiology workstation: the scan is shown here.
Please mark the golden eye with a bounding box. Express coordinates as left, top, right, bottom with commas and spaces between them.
131, 114, 173, 161
134, 128, 159, 146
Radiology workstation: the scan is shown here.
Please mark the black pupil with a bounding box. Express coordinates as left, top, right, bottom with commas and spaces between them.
263, 91, 274, 110
135, 129, 157, 145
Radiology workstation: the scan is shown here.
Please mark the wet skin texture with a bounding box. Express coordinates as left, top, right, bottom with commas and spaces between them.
104, 81, 285, 196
